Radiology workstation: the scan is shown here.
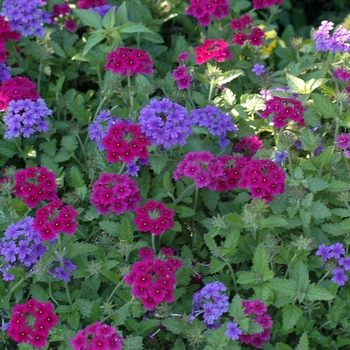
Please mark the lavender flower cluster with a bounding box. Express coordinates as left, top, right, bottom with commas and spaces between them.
1, 0, 51, 37
4, 98, 52, 139
90, 5, 116, 17
313, 20, 350, 52
0, 63, 10, 83
138, 98, 193, 148
0, 217, 47, 281
190, 105, 237, 149
189, 281, 229, 327
50, 258, 77, 283
316, 243, 350, 286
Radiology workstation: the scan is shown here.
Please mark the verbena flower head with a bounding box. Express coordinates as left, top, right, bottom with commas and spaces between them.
172, 66, 193, 89
134, 200, 175, 236
0, 76, 40, 111
274, 150, 288, 163
0, 216, 47, 281
0, 63, 11, 82
333, 67, 350, 82
233, 135, 263, 158
253, 0, 284, 10
105, 47, 153, 76
124, 248, 182, 310
186, 0, 230, 26
91, 4, 115, 17
50, 258, 77, 283
177, 52, 190, 62
13, 166, 57, 208
252, 64, 267, 76
1, 0, 51, 38
0, 16, 21, 63
260, 96, 306, 128
8, 299, 58, 348
77, 0, 108, 9
4, 98, 52, 139
90, 173, 142, 215
102, 122, 150, 163
189, 282, 229, 327
138, 98, 193, 148
194, 39, 232, 65
225, 322, 242, 341
33, 199, 79, 240
313, 20, 350, 52
336, 133, 350, 149
190, 105, 237, 149
71, 322, 123, 350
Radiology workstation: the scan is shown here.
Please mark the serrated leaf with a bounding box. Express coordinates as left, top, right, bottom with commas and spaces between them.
237, 272, 256, 284
72, 9, 102, 28
309, 201, 332, 219
300, 210, 311, 227
69, 167, 85, 187
0, 140, 18, 157
161, 318, 185, 334
39, 139, 57, 157
247, 319, 264, 334
174, 36, 188, 60
120, 218, 133, 243
192, 91, 207, 107
286, 73, 306, 93
312, 93, 338, 119
177, 205, 196, 218
202, 190, 220, 211
209, 257, 227, 274
331, 208, 350, 217
321, 223, 346, 236
175, 266, 192, 285
83, 29, 107, 55
119, 22, 154, 34
327, 179, 350, 192
306, 177, 329, 192
228, 295, 245, 321
30, 284, 49, 301
75, 298, 93, 318
99, 220, 120, 235
253, 245, 274, 281
282, 304, 303, 330
259, 216, 287, 229
67, 242, 97, 256
269, 278, 297, 297
290, 260, 309, 295
305, 284, 334, 302
217, 69, 244, 85
163, 171, 172, 192
149, 154, 168, 174
66, 100, 91, 123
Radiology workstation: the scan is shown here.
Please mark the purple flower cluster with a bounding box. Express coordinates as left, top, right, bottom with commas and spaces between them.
336, 134, 350, 157
225, 322, 242, 341
90, 5, 116, 18
316, 243, 350, 286
190, 105, 237, 149
50, 258, 77, 282
1, 0, 51, 38
138, 98, 193, 148
3, 98, 51, 139
88, 110, 122, 151
0, 63, 10, 83
333, 67, 350, 82
313, 21, 350, 52
0, 217, 47, 281
252, 64, 267, 76
274, 150, 288, 163
189, 281, 229, 327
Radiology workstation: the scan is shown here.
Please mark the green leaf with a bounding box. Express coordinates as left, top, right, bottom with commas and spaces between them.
216, 69, 244, 85
72, 9, 103, 29
0, 140, 18, 157
300, 128, 319, 152
149, 154, 168, 174
286, 73, 306, 94
120, 218, 133, 243
269, 278, 297, 297
202, 190, 220, 211
228, 295, 245, 321
282, 304, 303, 330
306, 177, 329, 192
176, 205, 196, 218
192, 91, 207, 107
75, 298, 93, 318
66, 100, 91, 123
68, 242, 97, 256
237, 272, 257, 284
327, 179, 350, 192
115, 2, 128, 26
321, 223, 346, 236
99, 220, 120, 235
252, 245, 274, 281
174, 36, 188, 60
69, 167, 85, 187
61, 135, 78, 153
311, 93, 338, 119
209, 257, 227, 274
39, 139, 57, 157
119, 22, 154, 34
30, 284, 49, 301
259, 216, 287, 229
102, 6, 116, 30
163, 171, 172, 192
296, 332, 309, 350
83, 29, 107, 56
247, 319, 264, 334
305, 283, 334, 302
309, 201, 332, 219
161, 318, 185, 334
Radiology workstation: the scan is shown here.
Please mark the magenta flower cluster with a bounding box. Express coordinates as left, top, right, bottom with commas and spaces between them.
252, 0, 283, 9
138, 98, 193, 148
8, 299, 58, 349
4, 98, 52, 139
333, 67, 350, 82
105, 47, 153, 76
336, 133, 350, 157
124, 247, 182, 310
190, 105, 237, 149
189, 281, 229, 327
134, 200, 175, 236
70, 321, 123, 350
0, 216, 47, 281
172, 53, 192, 89
316, 243, 350, 286
239, 300, 273, 348
102, 122, 150, 163
33, 199, 79, 241
90, 172, 142, 215
231, 15, 265, 47
186, 0, 230, 27
233, 135, 263, 158
13, 166, 57, 208
260, 96, 306, 128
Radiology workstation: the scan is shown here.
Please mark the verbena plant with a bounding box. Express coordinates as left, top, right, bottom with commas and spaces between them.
1, 0, 350, 349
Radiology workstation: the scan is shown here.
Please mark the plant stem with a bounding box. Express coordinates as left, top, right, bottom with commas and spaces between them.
207, 80, 215, 102
151, 234, 157, 254
38, 61, 43, 94
226, 262, 238, 292
127, 71, 134, 120
174, 182, 196, 204
75, 133, 87, 167
287, 148, 294, 178
193, 186, 199, 213
101, 297, 135, 323
106, 281, 123, 304
284, 254, 297, 278
3, 276, 26, 302
48, 282, 60, 307
92, 95, 108, 123
57, 233, 72, 307
317, 271, 330, 284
